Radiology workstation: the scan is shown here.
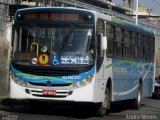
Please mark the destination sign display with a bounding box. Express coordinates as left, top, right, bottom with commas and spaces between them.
17, 12, 93, 23
24, 13, 79, 21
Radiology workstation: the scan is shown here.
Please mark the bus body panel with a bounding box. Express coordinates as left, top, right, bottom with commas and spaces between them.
111, 59, 154, 101
95, 10, 155, 102
94, 58, 114, 101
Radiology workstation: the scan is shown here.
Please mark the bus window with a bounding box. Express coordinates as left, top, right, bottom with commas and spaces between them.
116, 27, 123, 42
130, 31, 134, 59
139, 34, 144, 60
115, 26, 124, 58
116, 42, 122, 58
133, 32, 139, 59
124, 30, 130, 58
144, 34, 148, 60
151, 36, 155, 61
106, 23, 114, 57
97, 20, 104, 34
96, 20, 104, 71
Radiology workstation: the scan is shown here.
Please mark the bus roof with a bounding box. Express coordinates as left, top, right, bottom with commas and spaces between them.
95, 11, 154, 34
15, 7, 96, 15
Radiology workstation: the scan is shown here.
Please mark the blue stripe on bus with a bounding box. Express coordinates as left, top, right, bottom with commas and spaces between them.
11, 65, 95, 84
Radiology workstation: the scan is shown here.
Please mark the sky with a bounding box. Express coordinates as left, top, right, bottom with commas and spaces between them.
112, 0, 160, 14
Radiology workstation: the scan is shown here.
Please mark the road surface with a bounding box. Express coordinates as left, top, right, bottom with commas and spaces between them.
0, 97, 159, 120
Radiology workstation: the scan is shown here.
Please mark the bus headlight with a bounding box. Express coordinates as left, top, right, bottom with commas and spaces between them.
10, 73, 27, 87
72, 74, 94, 89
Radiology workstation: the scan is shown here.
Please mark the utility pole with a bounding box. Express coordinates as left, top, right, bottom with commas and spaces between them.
135, 0, 139, 25
147, 9, 152, 22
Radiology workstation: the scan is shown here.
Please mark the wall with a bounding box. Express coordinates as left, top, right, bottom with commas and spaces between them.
0, 2, 11, 97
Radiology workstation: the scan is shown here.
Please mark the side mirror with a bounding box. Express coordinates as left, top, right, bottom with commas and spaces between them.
98, 33, 107, 57
98, 33, 107, 51
102, 36, 107, 51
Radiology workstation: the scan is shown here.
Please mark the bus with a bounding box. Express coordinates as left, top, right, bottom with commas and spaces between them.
10, 7, 155, 116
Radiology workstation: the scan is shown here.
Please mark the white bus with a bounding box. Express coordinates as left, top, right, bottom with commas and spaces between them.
10, 7, 155, 116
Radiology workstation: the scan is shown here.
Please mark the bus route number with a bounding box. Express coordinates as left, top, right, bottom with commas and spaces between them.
62, 76, 81, 80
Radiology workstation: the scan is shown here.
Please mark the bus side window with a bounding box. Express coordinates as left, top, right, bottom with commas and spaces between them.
141, 34, 144, 60
145, 34, 149, 61
133, 32, 139, 59
115, 26, 123, 58
97, 20, 104, 58
130, 31, 134, 59
124, 30, 130, 58
97, 20, 104, 34
148, 36, 151, 61
151, 36, 155, 61
96, 20, 104, 71
106, 23, 114, 57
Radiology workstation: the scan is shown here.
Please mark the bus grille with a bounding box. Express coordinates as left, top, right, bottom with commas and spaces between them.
28, 89, 73, 98
28, 82, 72, 87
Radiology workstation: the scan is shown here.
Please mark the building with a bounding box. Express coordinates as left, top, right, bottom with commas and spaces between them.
133, 4, 160, 26
8, 0, 130, 16
0, 0, 12, 97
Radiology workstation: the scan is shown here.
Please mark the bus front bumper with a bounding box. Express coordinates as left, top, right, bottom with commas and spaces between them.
10, 78, 96, 102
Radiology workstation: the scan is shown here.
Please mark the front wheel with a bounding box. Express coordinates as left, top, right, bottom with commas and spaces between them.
152, 93, 157, 99
96, 87, 110, 117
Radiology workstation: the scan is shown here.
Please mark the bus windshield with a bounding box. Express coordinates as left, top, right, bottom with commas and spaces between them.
13, 26, 95, 67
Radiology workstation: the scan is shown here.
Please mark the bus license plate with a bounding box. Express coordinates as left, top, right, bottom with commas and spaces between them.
42, 90, 56, 96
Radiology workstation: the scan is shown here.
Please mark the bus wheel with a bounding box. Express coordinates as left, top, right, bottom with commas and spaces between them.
132, 84, 142, 109
29, 100, 41, 111
96, 87, 110, 117
152, 93, 157, 99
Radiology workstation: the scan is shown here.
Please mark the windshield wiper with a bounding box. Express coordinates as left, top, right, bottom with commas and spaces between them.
58, 27, 74, 54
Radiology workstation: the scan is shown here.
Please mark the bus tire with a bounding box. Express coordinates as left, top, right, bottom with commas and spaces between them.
96, 87, 110, 117
152, 93, 157, 99
132, 84, 142, 109
29, 100, 41, 111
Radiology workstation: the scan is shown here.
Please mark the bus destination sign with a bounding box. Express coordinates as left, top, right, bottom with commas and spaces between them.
22, 13, 80, 21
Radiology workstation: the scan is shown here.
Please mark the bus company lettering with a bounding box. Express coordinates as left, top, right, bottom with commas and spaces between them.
113, 67, 127, 73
